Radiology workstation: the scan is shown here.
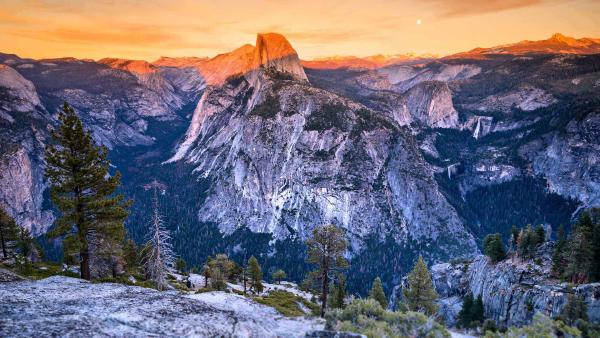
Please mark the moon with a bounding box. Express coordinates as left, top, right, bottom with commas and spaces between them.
417, 19, 422, 25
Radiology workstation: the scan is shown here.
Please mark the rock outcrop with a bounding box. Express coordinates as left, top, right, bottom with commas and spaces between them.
405, 81, 459, 128
523, 112, 600, 207
0, 64, 42, 112
0, 276, 324, 337
430, 244, 600, 327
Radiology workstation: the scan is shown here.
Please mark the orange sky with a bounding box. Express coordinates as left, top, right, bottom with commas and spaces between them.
1, 0, 599, 61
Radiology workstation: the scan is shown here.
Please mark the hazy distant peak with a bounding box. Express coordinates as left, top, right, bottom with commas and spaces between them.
98, 58, 158, 75
301, 53, 436, 70
447, 33, 600, 59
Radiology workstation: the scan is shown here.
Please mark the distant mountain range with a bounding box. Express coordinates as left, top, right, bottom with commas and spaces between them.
0, 32, 598, 294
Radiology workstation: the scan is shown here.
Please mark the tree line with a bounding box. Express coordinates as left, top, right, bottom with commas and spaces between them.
480, 209, 600, 286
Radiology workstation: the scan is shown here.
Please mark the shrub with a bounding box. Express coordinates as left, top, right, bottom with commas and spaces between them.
484, 313, 581, 338
255, 290, 319, 317
326, 299, 449, 338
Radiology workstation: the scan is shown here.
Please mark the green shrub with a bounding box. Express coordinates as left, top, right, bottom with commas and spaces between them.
326, 298, 449, 338
254, 290, 319, 317
484, 313, 581, 338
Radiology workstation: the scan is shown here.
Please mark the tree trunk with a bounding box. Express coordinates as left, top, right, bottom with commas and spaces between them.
320, 264, 330, 317
80, 249, 91, 280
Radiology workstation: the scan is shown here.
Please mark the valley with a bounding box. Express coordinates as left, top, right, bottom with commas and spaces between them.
1, 29, 599, 337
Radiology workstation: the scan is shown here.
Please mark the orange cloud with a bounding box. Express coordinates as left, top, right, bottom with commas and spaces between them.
425, 0, 568, 17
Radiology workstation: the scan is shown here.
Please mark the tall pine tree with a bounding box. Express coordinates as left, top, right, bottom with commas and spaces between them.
369, 277, 388, 309
403, 255, 439, 316
45, 103, 129, 280
552, 224, 567, 277
458, 294, 474, 328
329, 274, 346, 309
565, 212, 593, 283
590, 208, 600, 282
0, 206, 19, 258
306, 224, 348, 317
248, 256, 263, 293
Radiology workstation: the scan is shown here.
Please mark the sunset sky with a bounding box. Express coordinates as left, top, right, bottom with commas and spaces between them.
1, 0, 599, 61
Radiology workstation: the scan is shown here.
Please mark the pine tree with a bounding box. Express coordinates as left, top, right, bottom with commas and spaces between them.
565, 212, 593, 283
0, 206, 19, 258
176, 257, 187, 274
18, 228, 38, 262
552, 224, 567, 277
590, 208, 600, 282
329, 274, 346, 309
458, 294, 474, 328
306, 224, 348, 317
248, 256, 263, 294
45, 102, 129, 280
403, 255, 439, 316
518, 226, 536, 258
210, 266, 226, 290
471, 295, 485, 325
534, 224, 546, 245
141, 190, 175, 290
123, 239, 139, 271
369, 277, 388, 309
561, 293, 588, 325
483, 233, 506, 263
272, 269, 286, 284
510, 225, 519, 253
202, 263, 211, 288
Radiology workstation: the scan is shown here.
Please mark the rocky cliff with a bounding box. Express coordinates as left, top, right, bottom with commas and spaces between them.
0, 64, 53, 234
429, 244, 600, 327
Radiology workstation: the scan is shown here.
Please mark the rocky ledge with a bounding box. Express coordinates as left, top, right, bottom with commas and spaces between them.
431, 243, 600, 327
0, 276, 324, 337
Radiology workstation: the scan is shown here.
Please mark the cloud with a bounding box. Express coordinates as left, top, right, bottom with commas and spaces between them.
425, 0, 569, 17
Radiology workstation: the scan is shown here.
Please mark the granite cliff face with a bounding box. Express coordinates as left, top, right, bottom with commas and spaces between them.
522, 112, 600, 207
0, 64, 53, 234
169, 34, 477, 259
429, 244, 600, 327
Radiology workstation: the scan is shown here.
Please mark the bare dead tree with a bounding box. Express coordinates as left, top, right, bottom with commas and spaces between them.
142, 188, 175, 290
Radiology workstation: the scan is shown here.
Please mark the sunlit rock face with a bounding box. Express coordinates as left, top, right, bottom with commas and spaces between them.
170, 50, 478, 260
155, 33, 307, 87
252, 33, 308, 82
